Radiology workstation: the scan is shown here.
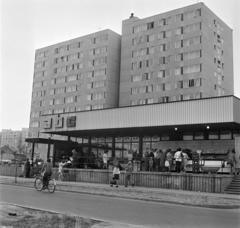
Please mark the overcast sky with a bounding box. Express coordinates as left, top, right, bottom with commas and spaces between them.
1, 0, 239, 131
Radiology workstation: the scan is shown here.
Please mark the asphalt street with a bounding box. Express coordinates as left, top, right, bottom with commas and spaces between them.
0, 185, 239, 228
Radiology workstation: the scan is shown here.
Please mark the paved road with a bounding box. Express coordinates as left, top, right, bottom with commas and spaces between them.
0, 185, 239, 228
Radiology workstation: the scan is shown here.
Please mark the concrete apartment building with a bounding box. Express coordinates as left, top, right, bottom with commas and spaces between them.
30, 30, 121, 139
0, 129, 22, 150
27, 3, 240, 163
119, 3, 233, 106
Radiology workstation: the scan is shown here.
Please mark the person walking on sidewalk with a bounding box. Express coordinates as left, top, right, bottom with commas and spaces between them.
110, 163, 121, 187
124, 161, 134, 187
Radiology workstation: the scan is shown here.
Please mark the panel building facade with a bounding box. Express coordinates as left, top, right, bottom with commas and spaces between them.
119, 3, 233, 106
30, 30, 121, 139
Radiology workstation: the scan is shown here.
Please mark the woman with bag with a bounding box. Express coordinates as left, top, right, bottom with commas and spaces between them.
110, 163, 121, 187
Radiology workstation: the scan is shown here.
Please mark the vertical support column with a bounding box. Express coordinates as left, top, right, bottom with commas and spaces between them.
139, 135, 143, 158
53, 144, 56, 167
47, 138, 51, 159
112, 136, 115, 158
31, 142, 35, 167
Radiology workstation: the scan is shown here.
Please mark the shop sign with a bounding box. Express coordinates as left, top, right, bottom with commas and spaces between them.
44, 116, 76, 129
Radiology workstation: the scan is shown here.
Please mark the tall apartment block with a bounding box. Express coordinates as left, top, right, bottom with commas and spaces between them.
30, 30, 121, 138
119, 3, 233, 106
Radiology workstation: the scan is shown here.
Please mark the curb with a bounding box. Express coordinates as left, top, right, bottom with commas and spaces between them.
1, 182, 240, 210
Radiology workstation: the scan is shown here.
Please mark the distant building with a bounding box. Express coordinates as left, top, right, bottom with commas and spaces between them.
0, 129, 22, 150
0, 128, 30, 151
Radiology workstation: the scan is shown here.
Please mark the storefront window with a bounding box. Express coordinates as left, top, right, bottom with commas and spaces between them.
194, 132, 204, 140
233, 130, 240, 138
209, 131, 219, 139
161, 133, 170, 141
220, 130, 231, 139
152, 135, 160, 141
183, 132, 193, 140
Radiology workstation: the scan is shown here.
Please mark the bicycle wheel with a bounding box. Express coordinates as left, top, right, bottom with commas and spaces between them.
35, 178, 43, 191
47, 178, 56, 193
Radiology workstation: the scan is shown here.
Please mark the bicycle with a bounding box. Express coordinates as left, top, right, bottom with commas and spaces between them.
34, 172, 56, 193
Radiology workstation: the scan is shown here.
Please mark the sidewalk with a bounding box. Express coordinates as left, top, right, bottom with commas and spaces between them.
0, 175, 240, 209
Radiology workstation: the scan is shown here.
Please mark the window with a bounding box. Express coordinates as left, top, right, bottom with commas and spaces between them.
183, 9, 201, 20
50, 89, 55, 95
175, 53, 182, 61
139, 86, 147, 93
93, 92, 105, 100
147, 98, 154, 104
132, 50, 138, 57
183, 36, 201, 47
183, 132, 193, 140
183, 23, 201, 34
92, 104, 104, 110
87, 94, 92, 100
159, 19, 166, 27
194, 132, 204, 140
93, 80, 105, 88
54, 108, 64, 114
65, 96, 75, 103
66, 85, 77, 92
56, 76, 66, 84
175, 67, 181, 75
175, 40, 182, 48
166, 29, 172, 38
175, 27, 182, 35
147, 85, 153, 93
132, 74, 142, 82
67, 74, 78, 81
157, 83, 164, 91
87, 82, 92, 89
183, 64, 201, 74
175, 14, 182, 22
69, 42, 79, 50
68, 53, 79, 61
149, 46, 154, 54
55, 87, 65, 94
139, 99, 146, 105
55, 97, 64, 105
165, 82, 171, 91
131, 87, 138, 95
157, 70, 165, 78
209, 131, 219, 139
183, 50, 201, 60
149, 34, 155, 41
65, 107, 76, 113
183, 94, 190, 100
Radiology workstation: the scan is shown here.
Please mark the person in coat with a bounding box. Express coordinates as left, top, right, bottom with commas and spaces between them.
25, 158, 31, 178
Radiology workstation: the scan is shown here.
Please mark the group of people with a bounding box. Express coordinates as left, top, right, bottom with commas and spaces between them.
110, 161, 135, 188
144, 148, 189, 173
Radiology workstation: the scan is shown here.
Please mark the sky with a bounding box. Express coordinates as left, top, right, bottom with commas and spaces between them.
1, 0, 240, 131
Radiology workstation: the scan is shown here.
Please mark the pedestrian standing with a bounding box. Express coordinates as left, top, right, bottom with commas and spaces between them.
154, 149, 160, 171
58, 160, 65, 180
110, 163, 121, 187
181, 150, 189, 172
227, 149, 236, 175
149, 157, 154, 171
124, 161, 134, 187
144, 148, 150, 171
25, 158, 31, 178
174, 148, 182, 173
166, 149, 173, 172
160, 149, 167, 172
103, 151, 108, 169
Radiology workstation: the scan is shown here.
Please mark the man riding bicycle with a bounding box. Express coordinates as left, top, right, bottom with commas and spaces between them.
40, 158, 53, 190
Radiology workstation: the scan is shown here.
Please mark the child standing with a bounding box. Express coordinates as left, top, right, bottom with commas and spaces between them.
110, 164, 121, 187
